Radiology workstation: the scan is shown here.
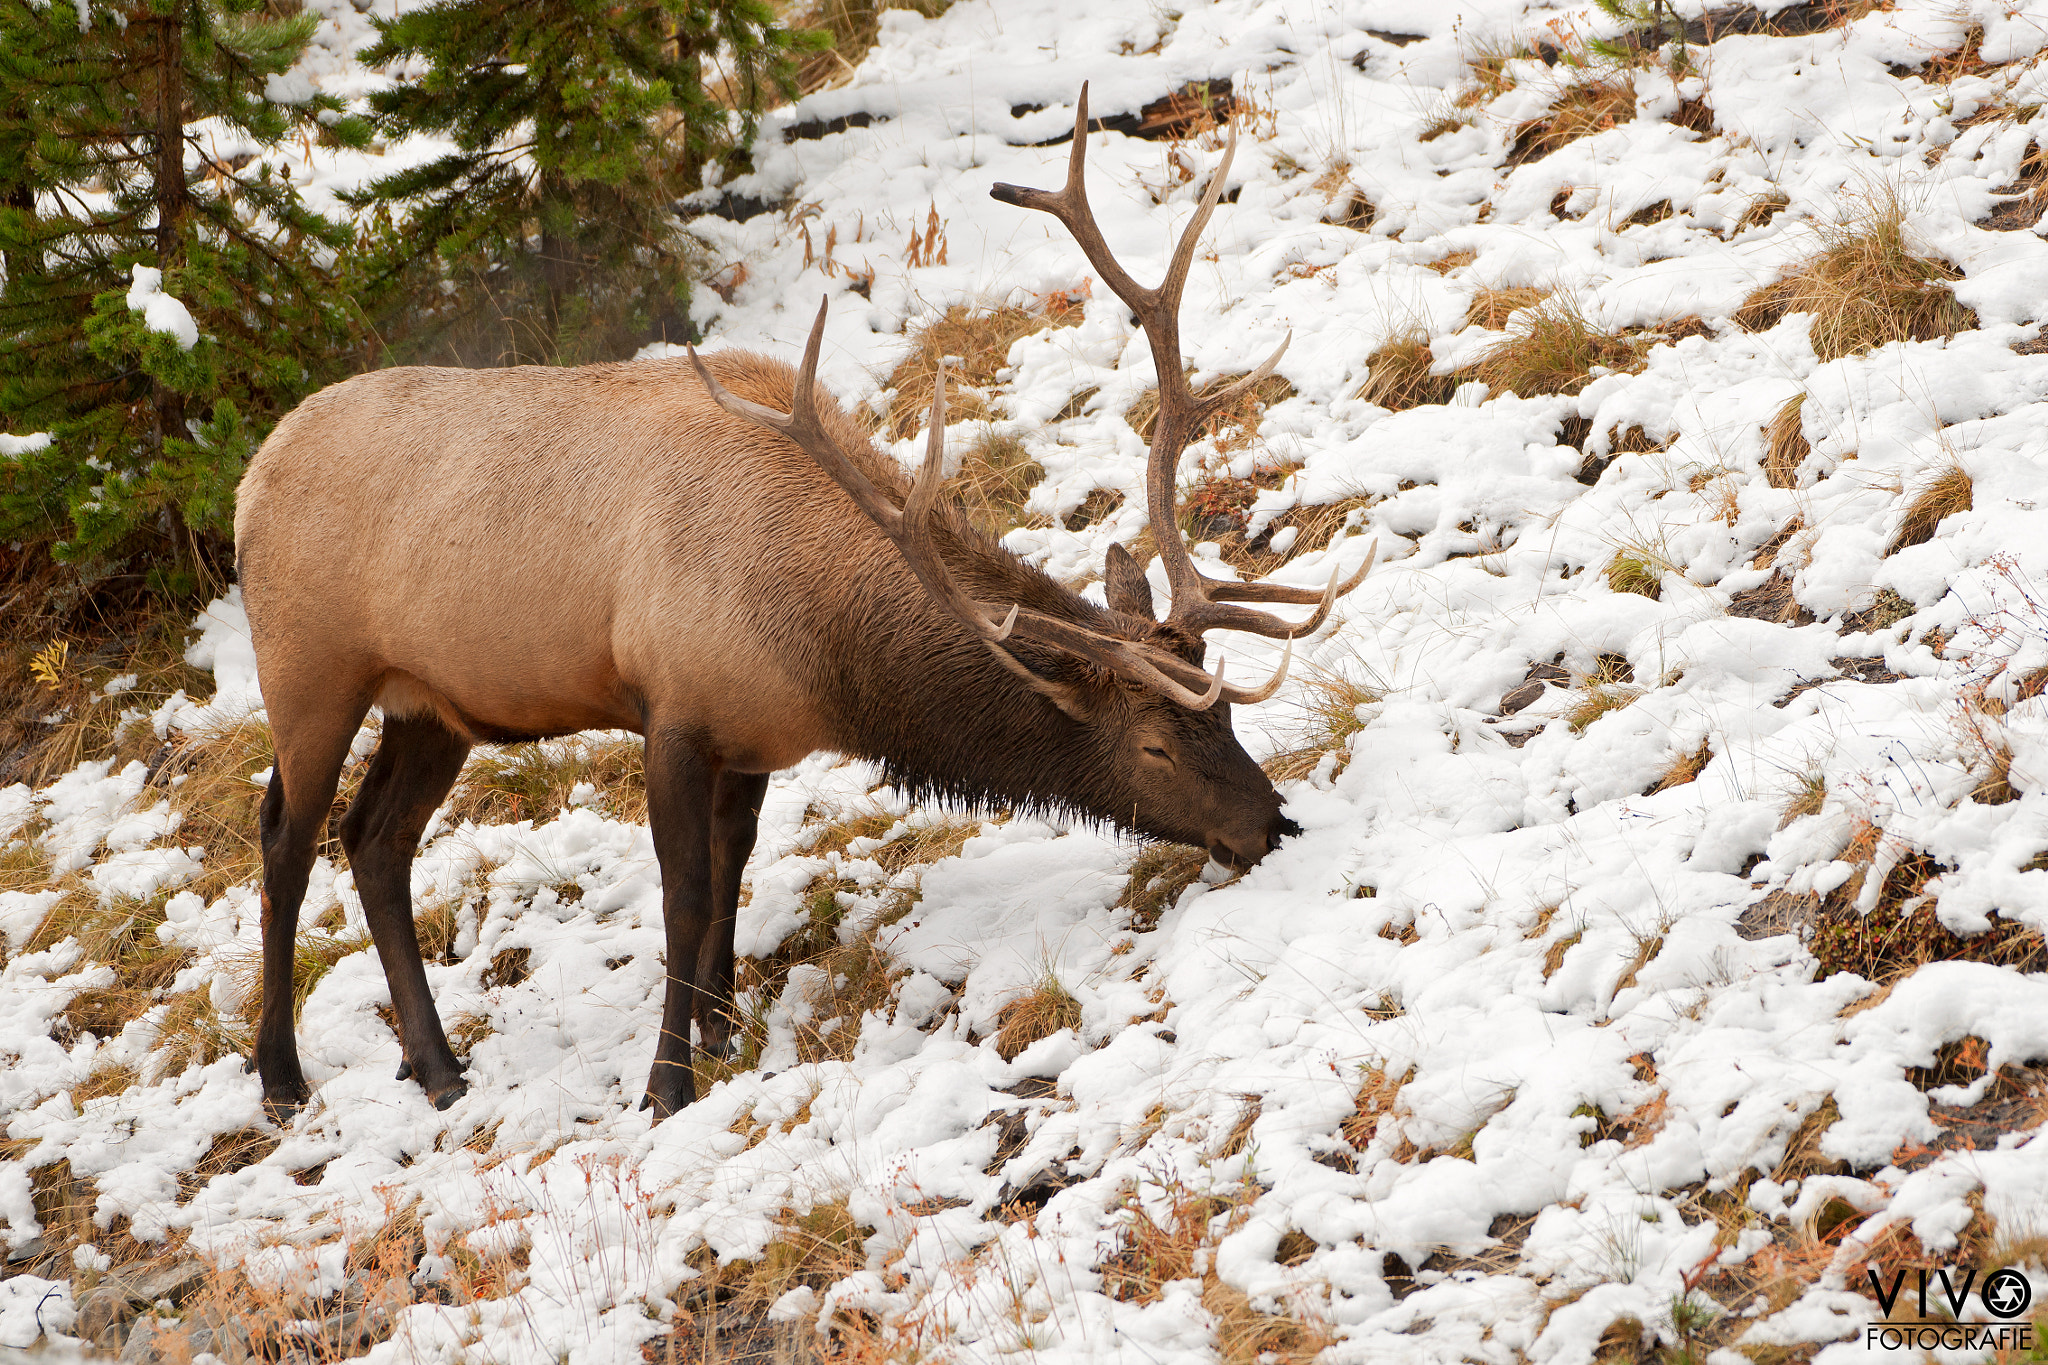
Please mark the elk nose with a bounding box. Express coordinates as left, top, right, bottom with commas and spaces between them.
1268, 814, 1303, 853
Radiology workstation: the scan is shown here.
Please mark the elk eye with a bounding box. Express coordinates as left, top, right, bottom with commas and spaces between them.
1142, 745, 1171, 761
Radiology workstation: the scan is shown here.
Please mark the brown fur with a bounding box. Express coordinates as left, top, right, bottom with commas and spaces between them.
235, 352, 1295, 1118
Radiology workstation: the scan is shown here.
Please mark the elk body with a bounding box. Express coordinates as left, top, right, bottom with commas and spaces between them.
235, 88, 1373, 1118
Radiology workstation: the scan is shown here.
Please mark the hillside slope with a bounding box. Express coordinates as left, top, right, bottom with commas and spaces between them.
7, 0, 2048, 1360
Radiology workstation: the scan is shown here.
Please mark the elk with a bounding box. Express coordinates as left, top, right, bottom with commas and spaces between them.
233, 85, 1374, 1120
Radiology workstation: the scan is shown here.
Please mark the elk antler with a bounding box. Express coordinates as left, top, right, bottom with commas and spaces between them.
686, 300, 1290, 710
990, 83, 1376, 644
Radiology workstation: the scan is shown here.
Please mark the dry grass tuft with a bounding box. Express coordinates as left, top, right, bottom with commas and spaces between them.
1734, 194, 1978, 360
446, 734, 645, 827
1604, 545, 1666, 599
992, 974, 1082, 1060
885, 301, 1074, 441
948, 425, 1046, 535
1340, 1062, 1414, 1151
1459, 294, 1653, 397
1779, 771, 1827, 828
1099, 1176, 1258, 1303
1463, 285, 1550, 331
1650, 738, 1714, 793
1763, 393, 1811, 490
1887, 463, 1972, 555
1264, 665, 1382, 782
1508, 77, 1635, 164
1117, 844, 1211, 934
1356, 329, 1455, 409
1566, 655, 1641, 733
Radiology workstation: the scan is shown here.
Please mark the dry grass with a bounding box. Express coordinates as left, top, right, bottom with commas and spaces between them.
26, 893, 191, 1043
1734, 193, 1978, 360
1780, 771, 1827, 828
1454, 37, 1532, 109
1604, 545, 1666, 599
219, 926, 370, 1027
446, 734, 645, 827
1356, 330, 1455, 410
1264, 665, 1383, 782
1887, 463, 1973, 555
1117, 844, 1210, 934
992, 974, 1082, 1061
884, 301, 1075, 441
1509, 77, 1635, 163
948, 426, 1045, 535
1762, 393, 1811, 490
683, 1198, 867, 1322
1650, 738, 1714, 793
158, 714, 278, 903
784, 0, 953, 95
1458, 294, 1654, 397
0, 602, 212, 790
1463, 285, 1550, 331
1340, 1062, 1414, 1152
1566, 655, 1642, 733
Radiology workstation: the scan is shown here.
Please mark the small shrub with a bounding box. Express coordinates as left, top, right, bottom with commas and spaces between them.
1763, 393, 1811, 489
1733, 193, 1978, 360
1887, 463, 1972, 554
1356, 330, 1455, 409
992, 974, 1082, 1060
1811, 849, 2044, 981
1460, 294, 1652, 397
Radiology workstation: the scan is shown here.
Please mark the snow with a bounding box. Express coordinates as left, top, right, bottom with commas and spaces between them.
123, 265, 199, 352
8, 0, 2048, 1359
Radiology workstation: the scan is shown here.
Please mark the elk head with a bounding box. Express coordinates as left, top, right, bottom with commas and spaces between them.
688, 85, 1374, 867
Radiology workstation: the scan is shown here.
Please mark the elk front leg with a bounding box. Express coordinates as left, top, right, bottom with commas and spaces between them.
695, 769, 771, 1057
642, 734, 719, 1118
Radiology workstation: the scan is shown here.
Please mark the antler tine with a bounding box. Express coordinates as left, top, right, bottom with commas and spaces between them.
1202, 539, 1378, 606
1218, 634, 1292, 706
1171, 540, 1379, 640
1194, 332, 1290, 426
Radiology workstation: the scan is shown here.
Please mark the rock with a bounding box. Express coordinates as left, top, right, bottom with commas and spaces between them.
78, 1258, 208, 1343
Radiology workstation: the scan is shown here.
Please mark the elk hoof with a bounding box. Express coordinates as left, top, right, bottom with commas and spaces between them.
262, 1091, 305, 1124
394, 1059, 413, 1081
429, 1078, 469, 1111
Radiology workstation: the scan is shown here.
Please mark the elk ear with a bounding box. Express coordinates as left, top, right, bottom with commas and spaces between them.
1103, 542, 1157, 620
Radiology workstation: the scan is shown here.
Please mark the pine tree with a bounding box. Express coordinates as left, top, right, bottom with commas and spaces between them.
351, 0, 816, 366
0, 0, 369, 596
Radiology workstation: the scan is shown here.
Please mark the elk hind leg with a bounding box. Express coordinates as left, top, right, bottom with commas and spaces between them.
641, 733, 718, 1118
339, 712, 472, 1110
255, 689, 375, 1118
695, 769, 771, 1057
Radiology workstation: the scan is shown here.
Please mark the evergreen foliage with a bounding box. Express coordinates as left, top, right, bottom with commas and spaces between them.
351, 0, 819, 366
0, 0, 370, 597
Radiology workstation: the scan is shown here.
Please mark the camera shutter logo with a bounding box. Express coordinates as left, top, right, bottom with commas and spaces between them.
1983, 1269, 2032, 1320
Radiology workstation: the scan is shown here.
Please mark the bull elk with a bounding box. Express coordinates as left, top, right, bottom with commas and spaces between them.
234, 85, 1374, 1119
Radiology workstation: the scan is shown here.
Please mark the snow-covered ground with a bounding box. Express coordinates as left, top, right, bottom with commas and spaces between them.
8, 0, 2048, 1359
